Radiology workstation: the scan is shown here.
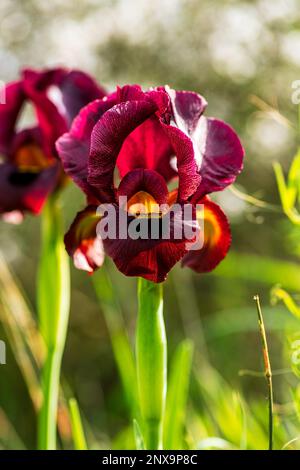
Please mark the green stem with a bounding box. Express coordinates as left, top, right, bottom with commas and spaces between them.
136, 278, 167, 450
37, 192, 70, 450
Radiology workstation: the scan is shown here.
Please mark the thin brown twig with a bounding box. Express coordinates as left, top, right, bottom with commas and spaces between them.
254, 295, 274, 451
249, 95, 294, 129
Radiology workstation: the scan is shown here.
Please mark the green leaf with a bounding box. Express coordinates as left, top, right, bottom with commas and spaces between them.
92, 267, 137, 417
193, 367, 268, 450
271, 286, 300, 319
273, 162, 291, 211
273, 150, 300, 225
133, 419, 145, 450
288, 149, 300, 206
69, 398, 88, 450
164, 339, 193, 450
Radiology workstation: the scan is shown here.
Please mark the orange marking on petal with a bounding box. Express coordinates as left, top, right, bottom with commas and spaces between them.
199, 205, 222, 247
14, 144, 53, 172
167, 189, 178, 206
127, 191, 161, 218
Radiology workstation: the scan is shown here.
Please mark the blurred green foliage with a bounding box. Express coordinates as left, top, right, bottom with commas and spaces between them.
1, 0, 300, 450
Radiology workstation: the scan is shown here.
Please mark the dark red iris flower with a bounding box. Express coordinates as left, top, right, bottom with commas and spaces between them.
0, 67, 105, 219
57, 84, 244, 283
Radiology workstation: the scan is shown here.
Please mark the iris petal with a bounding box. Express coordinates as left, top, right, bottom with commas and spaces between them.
182, 197, 231, 273
64, 206, 104, 273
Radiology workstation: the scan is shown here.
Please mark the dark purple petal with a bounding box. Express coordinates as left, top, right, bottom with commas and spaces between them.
102, 203, 197, 282
0, 81, 25, 155
161, 123, 202, 201
105, 238, 188, 283
22, 69, 67, 158
167, 87, 207, 134
56, 95, 117, 198
192, 117, 245, 199
117, 84, 144, 102
22, 68, 66, 89
117, 168, 169, 204
88, 99, 157, 202
59, 70, 106, 124
0, 161, 60, 214
103, 222, 189, 283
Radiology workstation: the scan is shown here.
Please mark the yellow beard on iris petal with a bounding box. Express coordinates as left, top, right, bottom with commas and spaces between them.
126, 191, 161, 218
14, 144, 54, 172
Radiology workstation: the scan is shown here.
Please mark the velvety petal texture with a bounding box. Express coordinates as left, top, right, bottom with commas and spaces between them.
57, 83, 244, 282
56, 95, 117, 198
117, 168, 169, 205
104, 237, 188, 283
101, 204, 194, 283
88, 99, 158, 201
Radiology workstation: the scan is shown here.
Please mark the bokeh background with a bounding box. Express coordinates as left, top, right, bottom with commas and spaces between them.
1, 0, 300, 449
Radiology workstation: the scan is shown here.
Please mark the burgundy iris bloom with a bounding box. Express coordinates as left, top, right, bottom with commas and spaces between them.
57, 85, 244, 283
0, 68, 105, 218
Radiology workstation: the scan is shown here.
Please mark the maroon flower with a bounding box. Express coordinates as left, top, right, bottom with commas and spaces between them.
57, 85, 244, 283
0, 68, 105, 218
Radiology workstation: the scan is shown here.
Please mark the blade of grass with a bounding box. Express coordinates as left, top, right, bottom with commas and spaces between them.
273, 151, 300, 225
171, 268, 208, 358
192, 365, 268, 449
69, 398, 88, 450
92, 266, 137, 417
163, 339, 193, 450
271, 286, 300, 319
0, 251, 44, 410
254, 295, 274, 451
133, 419, 145, 450
37, 192, 70, 450
0, 251, 74, 447
0, 407, 26, 449
198, 437, 238, 450
282, 437, 300, 450
230, 185, 280, 212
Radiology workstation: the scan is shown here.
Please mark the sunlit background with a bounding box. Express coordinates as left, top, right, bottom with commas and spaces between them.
1, 0, 300, 449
